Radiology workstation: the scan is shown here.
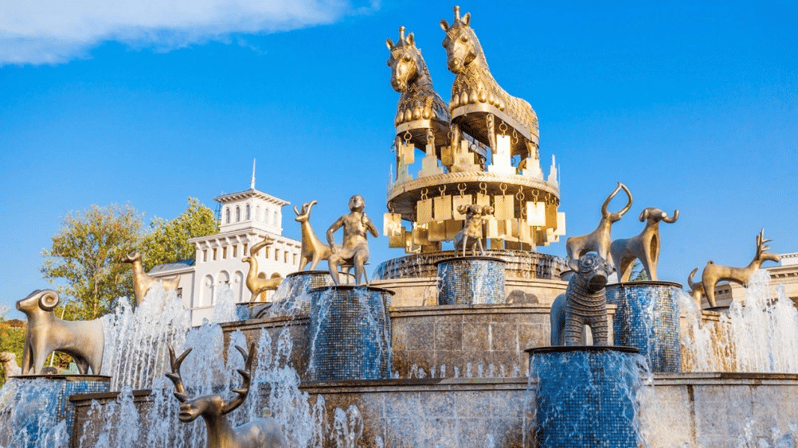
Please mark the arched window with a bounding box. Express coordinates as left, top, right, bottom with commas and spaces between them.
246, 204, 251, 220
273, 211, 279, 226
202, 275, 214, 307
234, 271, 244, 302
236, 207, 241, 222
255, 206, 261, 222
225, 208, 231, 224
219, 271, 230, 284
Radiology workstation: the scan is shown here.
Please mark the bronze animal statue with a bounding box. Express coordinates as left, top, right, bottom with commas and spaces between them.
121, 251, 181, 304
242, 236, 283, 302
0, 352, 21, 380
452, 204, 493, 256
610, 207, 679, 281
387, 26, 451, 153
550, 253, 612, 346
687, 268, 705, 308
700, 229, 780, 307
294, 200, 333, 271
566, 182, 632, 269
440, 6, 539, 161
16, 290, 104, 375
166, 343, 288, 448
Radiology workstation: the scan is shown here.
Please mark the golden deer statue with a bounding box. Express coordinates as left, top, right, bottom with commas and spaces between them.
242, 236, 283, 302
440, 6, 539, 160
610, 207, 679, 281
565, 182, 633, 270
294, 200, 332, 271
121, 252, 181, 304
700, 229, 780, 307
166, 343, 287, 448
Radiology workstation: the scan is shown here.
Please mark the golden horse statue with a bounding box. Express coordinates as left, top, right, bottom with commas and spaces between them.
441, 6, 539, 160
387, 26, 451, 156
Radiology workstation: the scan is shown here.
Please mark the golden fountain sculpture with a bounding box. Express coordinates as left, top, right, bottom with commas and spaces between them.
242, 236, 283, 302
697, 228, 780, 308
565, 182, 632, 270
166, 343, 288, 448
293, 200, 332, 271
385, 9, 564, 255
610, 207, 679, 282
121, 251, 181, 304
16, 290, 104, 375
327, 195, 379, 286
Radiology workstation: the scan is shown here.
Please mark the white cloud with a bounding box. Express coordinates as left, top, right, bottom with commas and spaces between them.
0, 0, 377, 65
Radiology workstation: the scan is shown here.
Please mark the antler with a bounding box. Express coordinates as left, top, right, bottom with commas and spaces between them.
166, 344, 192, 403
601, 182, 633, 217
755, 228, 771, 258
221, 343, 255, 414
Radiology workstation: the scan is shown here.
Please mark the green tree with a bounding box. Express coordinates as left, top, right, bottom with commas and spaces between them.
41, 203, 143, 320
630, 260, 650, 281
0, 307, 26, 387
140, 197, 219, 271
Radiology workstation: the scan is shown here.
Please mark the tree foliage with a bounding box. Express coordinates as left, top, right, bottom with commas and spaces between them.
0, 308, 26, 387
630, 260, 650, 282
40, 203, 143, 320
140, 197, 219, 271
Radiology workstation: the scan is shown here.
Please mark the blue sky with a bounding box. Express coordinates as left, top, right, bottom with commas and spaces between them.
1, 1, 796, 319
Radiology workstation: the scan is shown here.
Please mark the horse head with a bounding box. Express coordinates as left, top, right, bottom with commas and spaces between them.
440, 6, 478, 74
387, 26, 425, 92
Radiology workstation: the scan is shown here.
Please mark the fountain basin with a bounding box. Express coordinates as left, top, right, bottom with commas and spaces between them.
308, 286, 393, 381
606, 281, 683, 372
526, 346, 644, 448
0, 375, 110, 448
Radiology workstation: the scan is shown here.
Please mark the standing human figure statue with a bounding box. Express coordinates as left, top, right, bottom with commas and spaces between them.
327, 195, 379, 286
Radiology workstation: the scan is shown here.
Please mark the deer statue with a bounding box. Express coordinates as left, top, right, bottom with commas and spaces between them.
166, 343, 287, 448
687, 268, 705, 308
121, 252, 181, 304
610, 207, 679, 281
440, 6, 539, 161
452, 204, 494, 257
1, 352, 21, 380
293, 200, 333, 271
700, 228, 781, 308
565, 182, 633, 270
242, 236, 283, 302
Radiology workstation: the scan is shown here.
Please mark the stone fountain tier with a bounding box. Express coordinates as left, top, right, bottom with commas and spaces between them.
436, 256, 506, 305
0, 374, 110, 448
373, 250, 567, 281
219, 303, 616, 381
69, 373, 798, 447
371, 251, 569, 307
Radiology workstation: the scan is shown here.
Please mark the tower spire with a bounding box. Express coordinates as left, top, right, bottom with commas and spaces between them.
250, 159, 256, 190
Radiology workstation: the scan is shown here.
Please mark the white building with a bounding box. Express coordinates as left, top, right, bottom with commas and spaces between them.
150, 176, 301, 325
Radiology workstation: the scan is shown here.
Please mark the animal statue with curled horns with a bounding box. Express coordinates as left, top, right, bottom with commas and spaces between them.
441, 6, 540, 160
566, 182, 633, 267
387, 26, 451, 155
610, 207, 679, 282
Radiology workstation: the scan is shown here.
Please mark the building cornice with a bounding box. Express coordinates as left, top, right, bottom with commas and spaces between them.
214, 188, 289, 206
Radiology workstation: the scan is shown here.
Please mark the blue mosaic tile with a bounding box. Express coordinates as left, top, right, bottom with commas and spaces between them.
436, 257, 506, 305
528, 347, 644, 448
606, 282, 682, 373
308, 286, 392, 381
